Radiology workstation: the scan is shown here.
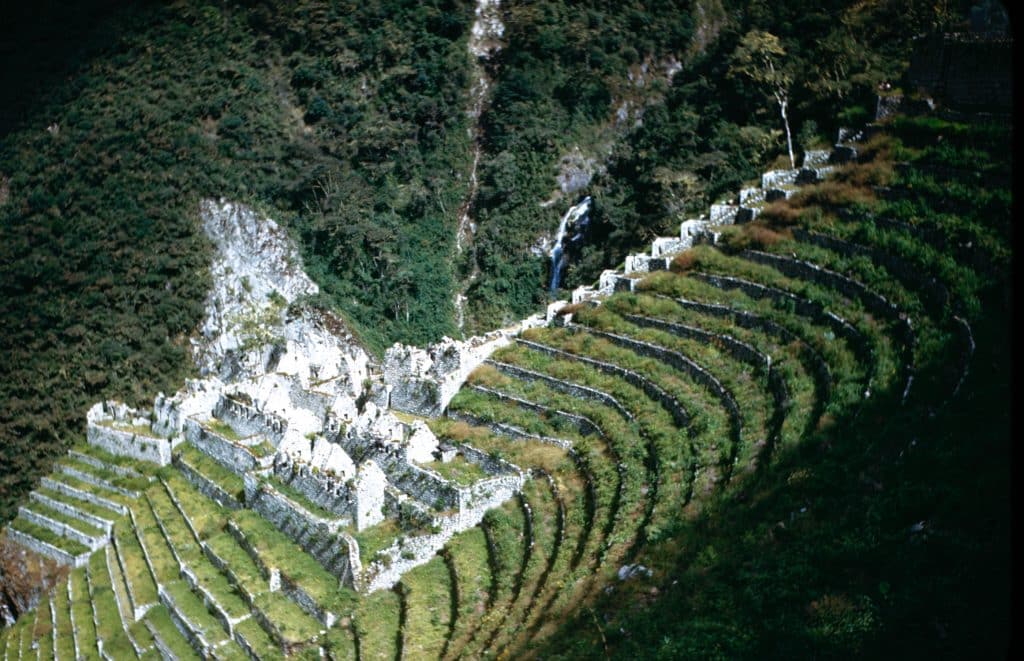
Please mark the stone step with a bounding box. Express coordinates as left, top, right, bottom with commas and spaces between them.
6, 519, 92, 568
142, 604, 203, 661
29, 489, 117, 531
40, 475, 129, 515
17, 502, 107, 550
57, 462, 140, 500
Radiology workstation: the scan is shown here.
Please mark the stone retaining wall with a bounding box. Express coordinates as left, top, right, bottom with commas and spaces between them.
67, 451, 144, 480
468, 384, 600, 437
692, 272, 873, 366
86, 424, 172, 467
6, 527, 92, 568
17, 507, 105, 551
792, 228, 950, 316
29, 491, 113, 533
516, 338, 690, 429
40, 477, 127, 516
171, 455, 242, 510
183, 418, 260, 475
213, 395, 286, 446
486, 359, 634, 422
58, 465, 138, 499
242, 475, 354, 585
272, 459, 354, 519
444, 410, 575, 450
573, 325, 741, 443
624, 314, 770, 372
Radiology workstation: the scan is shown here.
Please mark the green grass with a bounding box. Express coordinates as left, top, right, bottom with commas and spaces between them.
441, 526, 492, 658
21, 499, 105, 538
52, 575, 77, 660
130, 496, 180, 584
87, 551, 138, 659
33, 596, 54, 660
418, 454, 491, 486
47, 470, 134, 507
142, 605, 201, 660
233, 617, 284, 660
399, 555, 453, 659
353, 518, 402, 565
9, 517, 90, 556
70, 568, 101, 660
173, 442, 245, 500
203, 419, 247, 442
60, 456, 151, 492
252, 590, 324, 645
34, 486, 119, 522
161, 579, 230, 645
353, 588, 401, 661
75, 441, 159, 471
228, 509, 357, 616
262, 475, 338, 521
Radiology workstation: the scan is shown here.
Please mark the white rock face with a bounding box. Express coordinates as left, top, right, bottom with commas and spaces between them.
349, 402, 405, 445
193, 198, 320, 381
469, 0, 504, 58
355, 460, 387, 531
312, 436, 356, 478
406, 421, 440, 464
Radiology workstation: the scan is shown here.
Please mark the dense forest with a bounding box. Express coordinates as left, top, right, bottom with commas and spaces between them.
0, 0, 1002, 612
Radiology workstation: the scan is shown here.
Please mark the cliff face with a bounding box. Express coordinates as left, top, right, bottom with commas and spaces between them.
192, 198, 371, 397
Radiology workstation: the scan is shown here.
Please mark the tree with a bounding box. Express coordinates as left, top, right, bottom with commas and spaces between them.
729, 31, 796, 169
0, 533, 66, 626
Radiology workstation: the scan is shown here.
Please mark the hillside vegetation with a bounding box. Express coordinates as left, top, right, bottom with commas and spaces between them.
0, 0, 965, 524
1, 109, 1011, 657
0, 0, 1010, 657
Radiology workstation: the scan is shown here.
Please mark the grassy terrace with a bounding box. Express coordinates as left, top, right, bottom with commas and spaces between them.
95, 419, 161, 437
440, 526, 491, 658
144, 604, 201, 660
353, 588, 401, 661
52, 574, 76, 659
10, 517, 90, 556
262, 475, 339, 521
639, 271, 869, 415
416, 453, 491, 486
572, 304, 770, 475
173, 442, 245, 501
70, 568, 100, 659
353, 518, 401, 565
34, 485, 120, 523
0, 112, 1009, 661
46, 470, 135, 509
203, 418, 249, 442
459, 497, 528, 657
59, 456, 151, 493
75, 441, 159, 472
606, 291, 821, 453
398, 556, 453, 659
678, 246, 905, 397
86, 550, 137, 659
229, 509, 358, 617
33, 595, 54, 660
518, 327, 731, 504
21, 499, 105, 538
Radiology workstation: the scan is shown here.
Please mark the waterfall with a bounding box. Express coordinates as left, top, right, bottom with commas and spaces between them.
549, 196, 592, 293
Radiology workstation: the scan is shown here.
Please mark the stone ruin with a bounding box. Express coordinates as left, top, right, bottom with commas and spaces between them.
53, 198, 530, 592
